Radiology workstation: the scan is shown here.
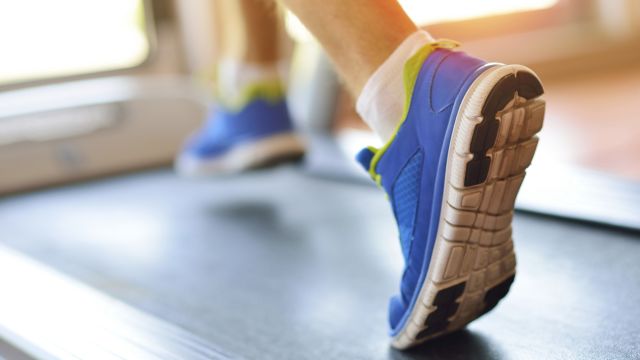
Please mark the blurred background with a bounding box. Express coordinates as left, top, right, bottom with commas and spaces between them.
1, 0, 639, 226
0, 1, 639, 359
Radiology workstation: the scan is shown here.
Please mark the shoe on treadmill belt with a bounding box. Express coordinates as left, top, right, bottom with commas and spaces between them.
175, 86, 305, 177
356, 41, 545, 349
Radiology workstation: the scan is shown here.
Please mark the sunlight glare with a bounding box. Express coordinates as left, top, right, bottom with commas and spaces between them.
0, 0, 149, 85
400, 0, 559, 25
287, 0, 559, 42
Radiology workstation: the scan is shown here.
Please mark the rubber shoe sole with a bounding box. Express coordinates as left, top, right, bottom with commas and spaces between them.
175, 133, 306, 177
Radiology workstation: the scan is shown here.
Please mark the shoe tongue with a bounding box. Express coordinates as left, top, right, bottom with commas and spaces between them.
355, 147, 375, 173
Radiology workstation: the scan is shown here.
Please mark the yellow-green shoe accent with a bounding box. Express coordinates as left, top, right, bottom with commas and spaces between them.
217, 80, 287, 112
367, 39, 460, 186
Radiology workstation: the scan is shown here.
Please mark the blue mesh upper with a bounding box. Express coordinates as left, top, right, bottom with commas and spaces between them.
392, 151, 423, 261
184, 98, 294, 158
359, 49, 489, 334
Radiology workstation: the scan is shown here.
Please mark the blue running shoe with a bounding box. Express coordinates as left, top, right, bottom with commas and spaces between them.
175, 83, 305, 176
356, 41, 545, 349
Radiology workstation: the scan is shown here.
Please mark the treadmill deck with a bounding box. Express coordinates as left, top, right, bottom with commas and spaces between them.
0, 168, 638, 359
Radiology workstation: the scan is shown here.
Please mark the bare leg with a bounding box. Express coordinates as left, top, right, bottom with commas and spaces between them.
175, 0, 305, 177
282, 0, 417, 95
216, 0, 281, 65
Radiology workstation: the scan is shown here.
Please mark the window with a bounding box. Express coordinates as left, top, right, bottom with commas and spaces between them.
0, 0, 151, 86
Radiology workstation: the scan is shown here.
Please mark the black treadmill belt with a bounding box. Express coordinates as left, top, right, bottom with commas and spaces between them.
1, 168, 638, 359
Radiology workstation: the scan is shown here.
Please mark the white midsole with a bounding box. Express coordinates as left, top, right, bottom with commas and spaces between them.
175, 132, 306, 177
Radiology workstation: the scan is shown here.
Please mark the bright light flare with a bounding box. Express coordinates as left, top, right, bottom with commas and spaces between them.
400, 0, 559, 25
287, 0, 559, 42
0, 0, 149, 85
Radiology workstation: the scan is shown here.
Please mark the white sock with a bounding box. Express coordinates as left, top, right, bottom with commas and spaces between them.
356, 30, 435, 142
216, 58, 283, 104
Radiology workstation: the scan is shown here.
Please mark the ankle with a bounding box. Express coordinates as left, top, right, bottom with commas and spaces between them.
356, 30, 435, 142
216, 58, 286, 109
